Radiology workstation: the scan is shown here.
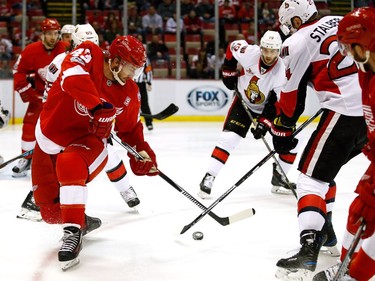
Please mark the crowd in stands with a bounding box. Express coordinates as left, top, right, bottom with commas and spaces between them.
3, 0, 370, 79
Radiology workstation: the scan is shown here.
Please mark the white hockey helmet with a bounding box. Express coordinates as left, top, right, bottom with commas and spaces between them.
61, 24, 75, 34
278, 0, 318, 35
260, 31, 282, 51
72, 24, 99, 48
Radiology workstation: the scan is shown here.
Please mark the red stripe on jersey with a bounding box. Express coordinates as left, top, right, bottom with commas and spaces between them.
300, 111, 334, 174
278, 89, 299, 118
325, 182, 336, 203
350, 248, 375, 281
211, 146, 230, 164
106, 161, 127, 182
279, 152, 297, 164
298, 194, 326, 216
311, 60, 341, 95
226, 43, 233, 60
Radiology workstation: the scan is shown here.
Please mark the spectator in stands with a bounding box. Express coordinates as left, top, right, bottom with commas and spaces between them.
195, 0, 214, 22
181, 0, 195, 18
206, 47, 225, 78
188, 48, 210, 79
184, 9, 203, 47
103, 20, 122, 44
147, 34, 170, 67
219, 0, 237, 23
165, 12, 184, 34
142, 5, 163, 35
237, 1, 254, 23
0, 0, 13, 25
258, 2, 275, 25
98, 33, 110, 50
127, 5, 143, 36
103, 11, 118, 30
0, 33, 12, 60
157, 0, 175, 22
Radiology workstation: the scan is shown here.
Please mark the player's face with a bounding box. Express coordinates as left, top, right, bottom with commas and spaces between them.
61, 33, 72, 43
117, 61, 143, 82
43, 30, 60, 49
261, 47, 279, 66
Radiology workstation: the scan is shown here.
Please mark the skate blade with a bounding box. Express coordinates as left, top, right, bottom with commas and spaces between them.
271, 186, 293, 195
275, 267, 312, 281
16, 209, 42, 222
12, 171, 29, 178
197, 190, 210, 199
60, 258, 80, 271
320, 245, 340, 257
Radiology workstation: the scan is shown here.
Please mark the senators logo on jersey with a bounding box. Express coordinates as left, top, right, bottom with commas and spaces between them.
244, 76, 265, 104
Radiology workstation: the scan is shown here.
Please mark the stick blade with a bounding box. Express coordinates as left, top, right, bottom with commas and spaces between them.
180, 223, 193, 234
228, 208, 255, 224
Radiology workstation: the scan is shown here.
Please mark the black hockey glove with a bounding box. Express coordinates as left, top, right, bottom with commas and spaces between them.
221, 65, 238, 90
251, 117, 272, 140
270, 117, 298, 154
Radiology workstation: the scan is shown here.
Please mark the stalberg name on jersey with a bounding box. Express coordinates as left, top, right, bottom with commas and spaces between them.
310, 17, 340, 43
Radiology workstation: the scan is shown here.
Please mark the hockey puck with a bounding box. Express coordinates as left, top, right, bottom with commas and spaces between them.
192, 231, 204, 240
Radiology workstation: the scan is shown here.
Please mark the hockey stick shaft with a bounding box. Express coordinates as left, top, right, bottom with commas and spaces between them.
333, 220, 365, 281
0, 149, 34, 169
180, 109, 323, 234
140, 103, 179, 120
233, 87, 297, 198
110, 133, 255, 227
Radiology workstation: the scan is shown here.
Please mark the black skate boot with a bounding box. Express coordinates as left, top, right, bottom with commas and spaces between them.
120, 186, 140, 208
321, 212, 340, 257
82, 215, 102, 236
12, 158, 31, 178
198, 173, 215, 199
276, 230, 325, 280
271, 163, 296, 195
16, 191, 42, 222
59, 224, 82, 271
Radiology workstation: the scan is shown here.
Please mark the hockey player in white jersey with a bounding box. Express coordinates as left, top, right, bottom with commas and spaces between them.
198, 30, 300, 199
271, 1, 368, 280
0, 100, 10, 164
17, 24, 141, 222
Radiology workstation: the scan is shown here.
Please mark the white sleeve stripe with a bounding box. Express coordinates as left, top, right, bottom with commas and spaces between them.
60, 65, 89, 92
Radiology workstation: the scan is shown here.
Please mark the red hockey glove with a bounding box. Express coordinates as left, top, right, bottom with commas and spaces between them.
89, 102, 116, 139
18, 87, 41, 103
348, 181, 375, 238
221, 65, 238, 90
251, 117, 272, 140
362, 141, 375, 162
129, 141, 159, 176
270, 117, 298, 154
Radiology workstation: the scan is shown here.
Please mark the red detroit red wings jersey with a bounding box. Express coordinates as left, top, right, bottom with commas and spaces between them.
359, 71, 375, 150
279, 16, 363, 120
36, 41, 141, 154
13, 41, 68, 96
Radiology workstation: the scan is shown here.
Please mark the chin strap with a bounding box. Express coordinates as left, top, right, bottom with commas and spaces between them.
108, 59, 125, 85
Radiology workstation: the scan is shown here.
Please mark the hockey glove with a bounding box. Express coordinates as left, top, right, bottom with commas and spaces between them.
129, 141, 159, 176
18, 87, 41, 103
251, 117, 272, 140
348, 180, 375, 238
89, 102, 116, 139
221, 65, 238, 90
271, 117, 298, 154
362, 141, 375, 162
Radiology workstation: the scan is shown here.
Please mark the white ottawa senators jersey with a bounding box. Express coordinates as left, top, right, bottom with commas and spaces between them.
279, 16, 363, 119
43, 52, 68, 101
229, 40, 287, 115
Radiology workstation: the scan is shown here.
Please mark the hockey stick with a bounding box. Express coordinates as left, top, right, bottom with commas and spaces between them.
0, 149, 34, 170
233, 86, 297, 198
180, 108, 324, 234
110, 132, 255, 227
333, 220, 366, 281
140, 103, 179, 120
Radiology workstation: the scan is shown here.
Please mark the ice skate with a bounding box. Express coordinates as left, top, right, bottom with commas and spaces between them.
276, 230, 325, 280
271, 163, 296, 195
198, 173, 215, 199
120, 187, 140, 208
146, 124, 153, 131
313, 263, 355, 281
59, 224, 82, 271
16, 191, 42, 222
82, 215, 102, 236
321, 216, 340, 257
12, 158, 31, 178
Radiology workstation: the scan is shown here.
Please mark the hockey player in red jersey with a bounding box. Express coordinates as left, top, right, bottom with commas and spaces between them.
12, 18, 68, 178
198, 30, 299, 199
313, 7, 375, 281
32, 35, 159, 270
271, 1, 368, 280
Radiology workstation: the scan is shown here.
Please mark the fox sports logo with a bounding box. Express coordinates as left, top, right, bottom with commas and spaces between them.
187, 86, 229, 112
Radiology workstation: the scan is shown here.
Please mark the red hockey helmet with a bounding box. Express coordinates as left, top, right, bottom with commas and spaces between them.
337, 7, 375, 53
108, 35, 146, 68
40, 18, 61, 32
